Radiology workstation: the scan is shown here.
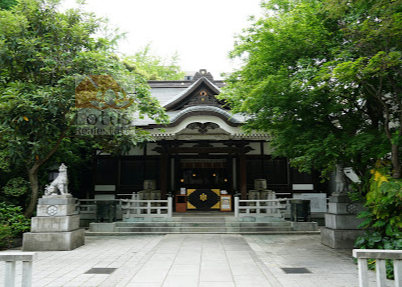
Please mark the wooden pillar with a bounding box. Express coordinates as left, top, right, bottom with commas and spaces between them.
239, 153, 247, 199
227, 156, 233, 194
160, 144, 168, 199
116, 156, 121, 196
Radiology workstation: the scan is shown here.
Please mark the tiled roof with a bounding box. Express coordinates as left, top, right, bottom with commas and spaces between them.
170, 105, 244, 124
163, 77, 221, 110
134, 75, 244, 127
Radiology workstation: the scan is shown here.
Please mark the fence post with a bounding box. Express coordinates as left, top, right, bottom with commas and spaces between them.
353, 249, 402, 287
168, 196, 172, 217
0, 253, 36, 287
395, 260, 402, 287
5, 261, 16, 287
357, 258, 369, 287
376, 259, 387, 287
234, 196, 239, 217
22, 260, 33, 287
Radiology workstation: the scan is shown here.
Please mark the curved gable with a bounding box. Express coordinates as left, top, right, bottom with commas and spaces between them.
163, 77, 226, 111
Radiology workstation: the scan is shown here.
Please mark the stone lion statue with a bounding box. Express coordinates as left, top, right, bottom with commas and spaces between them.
45, 163, 70, 196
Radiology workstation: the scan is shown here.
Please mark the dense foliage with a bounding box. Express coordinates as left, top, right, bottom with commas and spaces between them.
0, 0, 168, 217
222, 0, 401, 276
355, 165, 402, 278
0, 0, 17, 10
0, 202, 30, 249
221, 0, 402, 184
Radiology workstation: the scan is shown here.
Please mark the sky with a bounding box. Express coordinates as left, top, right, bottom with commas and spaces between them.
61, 0, 263, 79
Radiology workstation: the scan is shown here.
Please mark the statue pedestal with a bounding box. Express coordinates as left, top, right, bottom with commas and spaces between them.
23, 195, 85, 251
321, 194, 365, 249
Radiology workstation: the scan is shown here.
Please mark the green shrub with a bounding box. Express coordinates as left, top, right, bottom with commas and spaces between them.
0, 202, 30, 237
355, 165, 402, 279
0, 224, 13, 249
3, 177, 29, 197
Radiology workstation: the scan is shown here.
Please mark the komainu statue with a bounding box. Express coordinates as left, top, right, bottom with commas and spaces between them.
44, 163, 70, 196
335, 163, 348, 195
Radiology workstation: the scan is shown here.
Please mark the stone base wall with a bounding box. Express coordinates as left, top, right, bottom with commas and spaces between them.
23, 195, 85, 251
31, 214, 80, 232
23, 229, 85, 251
321, 227, 365, 249
320, 194, 364, 249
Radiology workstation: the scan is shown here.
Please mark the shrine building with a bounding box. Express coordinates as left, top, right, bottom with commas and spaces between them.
93, 69, 323, 211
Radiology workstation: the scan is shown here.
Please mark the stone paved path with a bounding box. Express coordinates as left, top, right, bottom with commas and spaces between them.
0, 234, 389, 287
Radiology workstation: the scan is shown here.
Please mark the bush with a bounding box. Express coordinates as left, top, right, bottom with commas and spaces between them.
0, 224, 13, 249
3, 177, 29, 197
0, 202, 30, 238
355, 165, 402, 279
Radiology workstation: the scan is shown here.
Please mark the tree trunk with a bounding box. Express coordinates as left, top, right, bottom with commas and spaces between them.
391, 144, 401, 178
24, 164, 40, 218
23, 131, 67, 217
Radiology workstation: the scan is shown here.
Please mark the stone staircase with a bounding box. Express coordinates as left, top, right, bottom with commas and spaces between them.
86, 216, 319, 235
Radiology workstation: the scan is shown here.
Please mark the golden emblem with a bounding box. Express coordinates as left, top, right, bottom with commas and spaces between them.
200, 193, 207, 201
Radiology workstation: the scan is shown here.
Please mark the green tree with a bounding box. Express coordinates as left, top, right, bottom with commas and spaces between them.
221, 0, 401, 184
0, 0, 168, 217
123, 44, 185, 80
0, 0, 17, 10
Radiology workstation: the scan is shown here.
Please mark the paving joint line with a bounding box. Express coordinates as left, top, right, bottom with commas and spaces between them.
243, 235, 284, 287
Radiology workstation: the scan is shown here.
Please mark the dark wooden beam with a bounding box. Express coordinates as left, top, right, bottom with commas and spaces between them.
239, 153, 247, 199
154, 146, 253, 155
159, 143, 168, 199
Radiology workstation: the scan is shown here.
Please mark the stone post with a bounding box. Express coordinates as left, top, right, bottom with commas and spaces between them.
321, 193, 365, 248
321, 165, 365, 248
22, 194, 85, 251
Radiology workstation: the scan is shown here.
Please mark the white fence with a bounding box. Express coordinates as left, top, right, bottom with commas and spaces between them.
353, 249, 402, 287
78, 197, 173, 220
120, 197, 172, 218
0, 252, 36, 287
234, 197, 289, 217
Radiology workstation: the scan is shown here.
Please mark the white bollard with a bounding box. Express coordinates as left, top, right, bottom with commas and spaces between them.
22, 261, 33, 287
357, 258, 369, 287
234, 196, 239, 217
5, 261, 16, 287
376, 259, 387, 287
167, 196, 172, 217
394, 260, 402, 287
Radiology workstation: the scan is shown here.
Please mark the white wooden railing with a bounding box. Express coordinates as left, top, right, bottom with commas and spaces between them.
234, 197, 288, 217
78, 197, 173, 220
353, 249, 402, 287
0, 252, 36, 287
120, 197, 172, 218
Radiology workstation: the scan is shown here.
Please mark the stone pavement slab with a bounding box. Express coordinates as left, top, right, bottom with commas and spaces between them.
0, 234, 393, 287
244, 234, 394, 287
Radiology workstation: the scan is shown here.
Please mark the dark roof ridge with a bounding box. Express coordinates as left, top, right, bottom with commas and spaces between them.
163, 77, 221, 110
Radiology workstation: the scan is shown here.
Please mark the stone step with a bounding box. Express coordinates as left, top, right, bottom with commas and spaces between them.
89, 221, 318, 233
86, 230, 320, 236
115, 226, 293, 233
114, 222, 291, 228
